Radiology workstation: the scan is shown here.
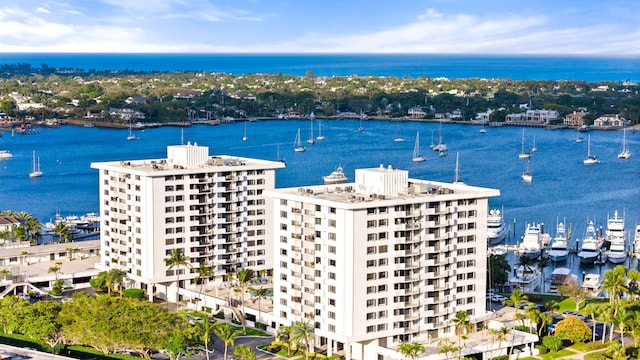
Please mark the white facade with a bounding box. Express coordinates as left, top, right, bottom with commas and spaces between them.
91, 143, 285, 301
264, 165, 500, 360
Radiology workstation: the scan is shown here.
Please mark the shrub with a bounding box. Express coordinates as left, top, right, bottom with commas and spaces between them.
122, 288, 145, 299
515, 325, 530, 332
49, 279, 64, 296
491, 356, 509, 360
535, 344, 548, 354
542, 335, 562, 352
584, 352, 607, 360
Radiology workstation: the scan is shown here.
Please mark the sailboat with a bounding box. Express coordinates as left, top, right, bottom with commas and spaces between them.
242, 121, 247, 141
307, 119, 315, 144
617, 128, 631, 159
127, 119, 137, 140
393, 124, 405, 142
29, 150, 43, 178
480, 122, 487, 134
294, 128, 306, 152
357, 117, 364, 132
522, 159, 532, 183
316, 120, 325, 141
412, 132, 425, 162
433, 121, 447, 152
453, 152, 464, 184
276, 144, 286, 164
518, 129, 530, 159
576, 128, 584, 143
583, 135, 599, 164
429, 130, 436, 148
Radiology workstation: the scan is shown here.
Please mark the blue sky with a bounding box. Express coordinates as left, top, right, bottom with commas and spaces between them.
1, 0, 639, 54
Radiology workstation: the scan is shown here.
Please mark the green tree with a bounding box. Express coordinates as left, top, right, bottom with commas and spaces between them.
90, 271, 108, 292
194, 263, 212, 302
193, 314, 215, 360
53, 221, 71, 243
397, 342, 425, 360
600, 265, 628, 305
582, 303, 601, 342
48, 262, 62, 280
233, 344, 256, 360
451, 310, 473, 351
555, 316, 591, 344
235, 268, 254, 334
213, 323, 239, 360
0, 296, 29, 334
248, 286, 272, 324
558, 278, 591, 311
290, 321, 315, 360
106, 268, 127, 297
164, 249, 191, 308
20, 300, 63, 353
276, 325, 293, 356
542, 335, 562, 352
606, 341, 627, 360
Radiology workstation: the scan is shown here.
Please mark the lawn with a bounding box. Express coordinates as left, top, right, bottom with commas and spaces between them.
541, 348, 576, 359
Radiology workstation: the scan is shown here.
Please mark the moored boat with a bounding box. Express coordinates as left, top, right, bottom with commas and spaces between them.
517, 222, 543, 260
582, 273, 602, 297
322, 166, 348, 184
487, 209, 507, 245
0, 150, 12, 159
577, 220, 605, 264
548, 220, 569, 262
633, 225, 640, 258
605, 210, 627, 264
509, 265, 541, 293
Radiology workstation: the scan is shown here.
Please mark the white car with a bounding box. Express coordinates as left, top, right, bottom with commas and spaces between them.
490, 294, 507, 303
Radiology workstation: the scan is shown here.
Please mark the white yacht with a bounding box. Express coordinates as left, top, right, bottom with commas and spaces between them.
583, 135, 599, 164
322, 167, 348, 184
548, 220, 569, 262
605, 210, 627, 264
578, 220, 605, 264
0, 150, 12, 159
509, 265, 541, 293
487, 209, 507, 245
617, 127, 631, 159
517, 223, 543, 260
633, 225, 640, 258
581, 273, 602, 297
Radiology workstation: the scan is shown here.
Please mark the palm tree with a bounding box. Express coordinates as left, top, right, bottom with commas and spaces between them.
503, 289, 528, 356
627, 269, 640, 300
451, 310, 472, 351
536, 257, 550, 293
53, 222, 71, 243
524, 304, 541, 334
538, 312, 552, 337
212, 323, 239, 360
397, 342, 425, 360
194, 314, 215, 360
233, 344, 256, 360
600, 265, 628, 305
194, 264, 212, 302
545, 300, 560, 315
437, 339, 459, 360
276, 325, 293, 356
0, 269, 11, 281
164, 249, 191, 307
290, 321, 315, 360
106, 268, 127, 297
48, 262, 62, 280
583, 303, 601, 342
235, 268, 254, 334
248, 286, 272, 324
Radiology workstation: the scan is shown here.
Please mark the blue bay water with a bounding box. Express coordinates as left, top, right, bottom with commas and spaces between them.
1, 53, 639, 81
1, 120, 639, 284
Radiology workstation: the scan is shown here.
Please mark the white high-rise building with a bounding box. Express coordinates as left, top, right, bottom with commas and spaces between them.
264, 164, 500, 359
91, 143, 285, 301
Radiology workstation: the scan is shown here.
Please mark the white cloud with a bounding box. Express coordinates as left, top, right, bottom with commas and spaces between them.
36, 7, 50, 13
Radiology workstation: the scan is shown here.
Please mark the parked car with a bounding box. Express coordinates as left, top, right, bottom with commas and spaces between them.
490, 294, 507, 303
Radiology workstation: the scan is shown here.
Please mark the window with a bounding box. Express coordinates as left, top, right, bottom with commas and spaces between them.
328, 219, 336, 227
367, 299, 375, 307
367, 220, 376, 228
367, 246, 376, 255
378, 219, 388, 226
328, 285, 336, 293
329, 207, 336, 214
368, 233, 377, 241
378, 245, 387, 253
328, 246, 336, 254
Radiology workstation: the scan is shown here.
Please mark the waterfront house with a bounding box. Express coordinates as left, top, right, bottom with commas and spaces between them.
593, 114, 625, 128
564, 111, 588, 126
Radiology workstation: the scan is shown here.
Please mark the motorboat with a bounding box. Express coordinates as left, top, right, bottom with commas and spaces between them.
549, 268, 577, 293
322, 167, 348, 184
577, 220, 605, 264
548, 220, 569, 262
517, 223, 543, 260
0, 150, 12, 159
633, 225, 640, 258
487, 208, 507, 245
509, 265, 541, 293
606, 210, 627, 264
581, 273, 602, 297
